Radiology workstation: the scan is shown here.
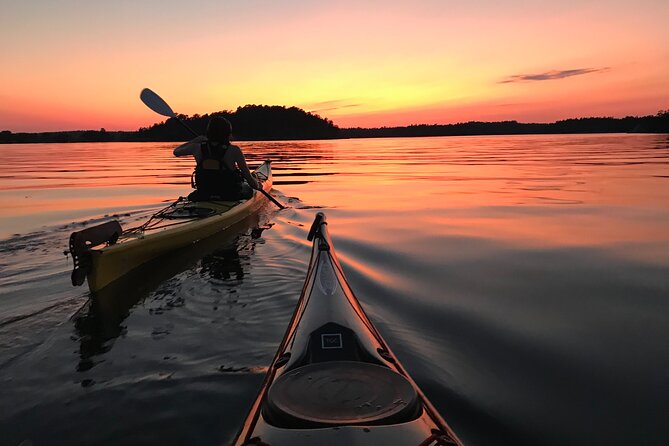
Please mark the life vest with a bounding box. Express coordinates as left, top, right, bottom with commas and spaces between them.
193, 142, 243, 200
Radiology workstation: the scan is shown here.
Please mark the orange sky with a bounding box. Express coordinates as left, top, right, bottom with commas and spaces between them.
1, 1, 668, 132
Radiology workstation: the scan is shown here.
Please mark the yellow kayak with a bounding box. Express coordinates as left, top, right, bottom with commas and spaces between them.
69, 161, 273, 293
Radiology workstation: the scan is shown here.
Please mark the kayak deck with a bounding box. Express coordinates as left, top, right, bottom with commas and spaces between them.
233, 212, 463, 446
69, 161, 272, 293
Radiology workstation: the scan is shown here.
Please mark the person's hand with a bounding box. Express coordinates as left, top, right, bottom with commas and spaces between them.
250, 173, 262, 190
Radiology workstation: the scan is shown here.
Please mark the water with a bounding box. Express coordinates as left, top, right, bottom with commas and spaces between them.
1, 134, 668, 445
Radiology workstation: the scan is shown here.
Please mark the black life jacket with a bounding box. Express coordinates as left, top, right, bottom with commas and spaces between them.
193, 142, 243, 200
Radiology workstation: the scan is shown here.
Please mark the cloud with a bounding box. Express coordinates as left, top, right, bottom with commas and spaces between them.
302, 99, 362, 113
500, 67, 610, 83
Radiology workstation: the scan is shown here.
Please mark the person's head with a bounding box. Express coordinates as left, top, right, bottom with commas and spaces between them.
206, 117, 232, 144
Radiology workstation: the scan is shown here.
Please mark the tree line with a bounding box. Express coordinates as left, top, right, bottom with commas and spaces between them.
1, 106, 667, 144
342, 112, 669, 138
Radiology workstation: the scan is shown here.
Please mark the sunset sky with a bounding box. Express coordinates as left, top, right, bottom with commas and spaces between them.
1, 0, 668, 132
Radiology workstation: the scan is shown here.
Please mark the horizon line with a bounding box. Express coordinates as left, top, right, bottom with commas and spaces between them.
3, 109, 667, 134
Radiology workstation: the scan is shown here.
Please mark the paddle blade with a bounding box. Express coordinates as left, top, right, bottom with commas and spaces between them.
140, 88, 176, 118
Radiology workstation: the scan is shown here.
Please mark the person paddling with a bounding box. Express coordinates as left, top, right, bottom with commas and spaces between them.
173, 117, 260, 201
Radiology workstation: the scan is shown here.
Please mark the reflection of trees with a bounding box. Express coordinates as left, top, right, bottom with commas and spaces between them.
71, 215, 270, 372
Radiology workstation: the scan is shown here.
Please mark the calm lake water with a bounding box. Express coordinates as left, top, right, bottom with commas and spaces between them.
1, 134, 668, 445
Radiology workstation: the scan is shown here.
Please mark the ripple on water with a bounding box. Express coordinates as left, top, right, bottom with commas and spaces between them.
1, 136, 668, 445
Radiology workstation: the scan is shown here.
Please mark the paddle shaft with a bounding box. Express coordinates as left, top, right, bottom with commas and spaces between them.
175, 116, 199, 137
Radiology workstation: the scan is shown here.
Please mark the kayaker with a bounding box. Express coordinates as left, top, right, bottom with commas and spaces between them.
173, 117, 260, 201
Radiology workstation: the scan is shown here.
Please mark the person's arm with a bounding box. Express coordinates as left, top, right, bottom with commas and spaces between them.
232, 146, 260, 189
173, 136, 207, 157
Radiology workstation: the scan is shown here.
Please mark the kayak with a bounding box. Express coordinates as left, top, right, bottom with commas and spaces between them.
69, 161, 273, 293
233, 212, 464, 446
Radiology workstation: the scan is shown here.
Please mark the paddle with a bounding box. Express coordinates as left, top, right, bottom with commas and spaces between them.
140, 88, 285, 209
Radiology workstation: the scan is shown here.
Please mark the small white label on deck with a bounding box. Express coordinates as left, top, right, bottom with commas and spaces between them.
321, 333, 343, 349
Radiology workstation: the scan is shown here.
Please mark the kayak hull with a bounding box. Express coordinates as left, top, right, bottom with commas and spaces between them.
83, 161, 272, 293
233, 212, 463, 446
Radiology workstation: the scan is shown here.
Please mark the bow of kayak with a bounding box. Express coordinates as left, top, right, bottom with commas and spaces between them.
69, 161, 273, 293
234, 212, 463, 446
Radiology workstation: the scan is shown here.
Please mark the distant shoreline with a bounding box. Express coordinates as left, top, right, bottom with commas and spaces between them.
2, 106, 667, 144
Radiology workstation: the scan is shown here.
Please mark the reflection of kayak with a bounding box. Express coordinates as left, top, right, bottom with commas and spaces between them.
233, 212, 464, 446
69, 161, 272, 293
73, 213, 267, 371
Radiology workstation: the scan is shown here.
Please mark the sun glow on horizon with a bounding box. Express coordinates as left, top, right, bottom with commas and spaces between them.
1, 0, 668, 132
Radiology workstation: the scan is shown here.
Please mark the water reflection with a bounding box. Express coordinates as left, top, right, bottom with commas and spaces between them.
1, 135, 669, 446
72, 213, 269, 372
200, 244, 246, 283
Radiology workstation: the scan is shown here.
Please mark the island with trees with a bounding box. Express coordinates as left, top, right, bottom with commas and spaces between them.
1, 105, 667, 144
